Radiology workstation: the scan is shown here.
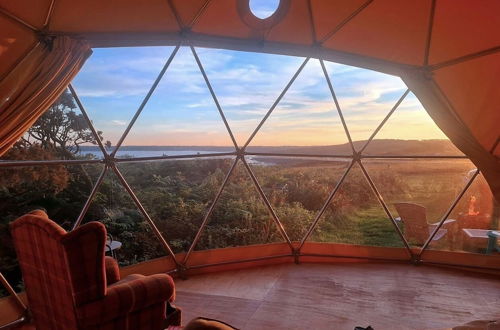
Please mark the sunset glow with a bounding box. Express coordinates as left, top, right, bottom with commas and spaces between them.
72, 46, 447, 147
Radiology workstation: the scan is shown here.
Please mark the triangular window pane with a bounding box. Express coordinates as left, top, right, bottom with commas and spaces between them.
193, 161, 283, 251
308, 162, 405, 247
196, 47, 306, 147
248, 59, 350, 154
71, 46, 176, 154
81, 170, 168, 265
324, 61, 407, 151
247, 156, 351, 241
116, 157, 236, 254
119, 47, 236, 157
363, 92, 464, 156
363, 158, 477, 250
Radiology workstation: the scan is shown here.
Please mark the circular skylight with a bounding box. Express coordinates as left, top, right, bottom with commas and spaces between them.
249, 0, 280, 19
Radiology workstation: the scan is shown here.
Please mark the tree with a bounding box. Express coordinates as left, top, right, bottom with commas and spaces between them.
23, 89, 102, 157
105, 140, 112, 151
0, 88, 106, 228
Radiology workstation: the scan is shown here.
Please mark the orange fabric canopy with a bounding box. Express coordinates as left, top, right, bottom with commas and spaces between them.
1, 0, 499, 195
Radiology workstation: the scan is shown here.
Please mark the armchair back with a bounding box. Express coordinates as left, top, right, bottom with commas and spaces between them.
10, 210, 107, 329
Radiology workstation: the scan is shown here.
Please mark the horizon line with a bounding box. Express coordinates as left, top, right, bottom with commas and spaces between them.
81, 138, 452, 148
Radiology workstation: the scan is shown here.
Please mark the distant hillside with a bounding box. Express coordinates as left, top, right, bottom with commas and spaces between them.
80, 139, 464, 156
246, 139, 464, 156
359, 139, 463, 156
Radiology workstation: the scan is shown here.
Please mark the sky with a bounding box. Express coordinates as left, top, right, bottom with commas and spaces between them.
70, 1, 447, 147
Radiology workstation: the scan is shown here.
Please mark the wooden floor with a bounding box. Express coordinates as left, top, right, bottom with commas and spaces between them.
174, 263, 500, 330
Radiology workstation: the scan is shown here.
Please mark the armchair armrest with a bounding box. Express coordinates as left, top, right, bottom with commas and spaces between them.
442, 219, 456, 226
77, 274, 175, 328
430, 219, 457, 230
105, 256, 120, 285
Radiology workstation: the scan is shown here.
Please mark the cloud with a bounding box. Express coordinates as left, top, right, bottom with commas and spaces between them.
74, 46, 442, 146
111, 120, 127, 126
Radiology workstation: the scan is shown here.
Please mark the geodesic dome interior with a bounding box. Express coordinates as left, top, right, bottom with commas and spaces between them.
1, 1, 499, 323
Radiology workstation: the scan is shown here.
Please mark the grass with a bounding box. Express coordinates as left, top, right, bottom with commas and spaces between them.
311, 207, 405, 247
301, 159, 486, 249
357, 207, 405, 247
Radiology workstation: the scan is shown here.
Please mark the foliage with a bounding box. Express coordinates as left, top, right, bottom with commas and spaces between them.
0, 141, 69, 193
23, 89, 102, 156
3, 91, 491, 299
0, 148, 488, 297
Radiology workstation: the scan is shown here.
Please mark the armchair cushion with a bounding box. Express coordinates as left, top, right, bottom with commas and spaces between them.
77, 273, 175, 327
429, 219, 457, 234
430, 219, 456, 228
105, 256, 121, 285
441, 219, 457, 228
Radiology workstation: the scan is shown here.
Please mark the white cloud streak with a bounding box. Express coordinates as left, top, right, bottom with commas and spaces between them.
74, 46, 443, 145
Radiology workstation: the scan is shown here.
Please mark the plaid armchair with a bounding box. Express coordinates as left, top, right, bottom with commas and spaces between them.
10, 210, 179, 330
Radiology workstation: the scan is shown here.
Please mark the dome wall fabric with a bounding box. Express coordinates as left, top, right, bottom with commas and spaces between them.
0, 0, 499, 199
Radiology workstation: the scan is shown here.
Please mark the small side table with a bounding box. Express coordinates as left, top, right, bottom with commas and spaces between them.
461, 229, 499, 254
106, 234, 122, 259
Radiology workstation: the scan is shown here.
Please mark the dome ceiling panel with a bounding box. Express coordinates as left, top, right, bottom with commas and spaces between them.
192, 0, 257, 39
310, 0, 368, 43
0, 0, 51, 29
324, 0, 432, 65
2, 0, 498, 68
433, 52, 500, 156
265, 0, 314, 45
0, 16, 36, 79
170, 0, 209, 29
429, 0, 500, 65
50, 0, 179, 33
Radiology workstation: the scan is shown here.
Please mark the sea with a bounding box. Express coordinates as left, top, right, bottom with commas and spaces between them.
78, 146, 273, 165
77, 146, 352, 167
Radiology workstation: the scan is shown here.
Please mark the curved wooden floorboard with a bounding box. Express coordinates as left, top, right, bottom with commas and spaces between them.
174, 262, 500, 330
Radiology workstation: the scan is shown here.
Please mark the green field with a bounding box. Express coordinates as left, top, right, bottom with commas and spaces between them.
0, 155, 494, 297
